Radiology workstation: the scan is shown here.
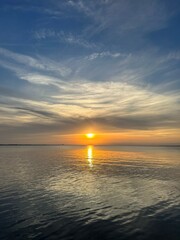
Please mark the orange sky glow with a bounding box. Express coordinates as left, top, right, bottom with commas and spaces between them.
14, 128, 179, 145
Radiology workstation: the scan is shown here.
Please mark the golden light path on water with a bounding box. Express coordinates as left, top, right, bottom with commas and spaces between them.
87, 145, 93, 168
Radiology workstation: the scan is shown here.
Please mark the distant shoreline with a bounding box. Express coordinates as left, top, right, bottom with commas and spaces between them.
0, 144, 179, 147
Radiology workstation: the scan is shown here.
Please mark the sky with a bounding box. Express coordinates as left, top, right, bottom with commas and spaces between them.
0, 0, 180, 145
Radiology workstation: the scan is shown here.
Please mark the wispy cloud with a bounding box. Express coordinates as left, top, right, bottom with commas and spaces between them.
0, 48, 179, 136
0, 47, 71, 80
34, 29, 97, 49
85, 51, 127, 60
66, 0, 173, 39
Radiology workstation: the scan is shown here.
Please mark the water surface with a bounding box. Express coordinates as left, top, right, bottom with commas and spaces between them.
0, 146, 179, 240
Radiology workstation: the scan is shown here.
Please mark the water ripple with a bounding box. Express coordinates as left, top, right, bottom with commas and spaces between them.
0, 146, 179, 240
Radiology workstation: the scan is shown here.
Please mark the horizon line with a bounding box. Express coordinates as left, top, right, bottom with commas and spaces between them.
0, 144, 179, 147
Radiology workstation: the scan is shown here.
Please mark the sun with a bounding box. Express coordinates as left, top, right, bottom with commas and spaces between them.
86, 133, 95, 139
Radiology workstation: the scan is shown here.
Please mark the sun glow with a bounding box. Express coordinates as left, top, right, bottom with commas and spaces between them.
86, 133, 95, 138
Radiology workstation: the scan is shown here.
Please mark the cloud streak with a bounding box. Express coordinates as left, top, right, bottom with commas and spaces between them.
34, 29, 97, 49
0, 47, 179, 140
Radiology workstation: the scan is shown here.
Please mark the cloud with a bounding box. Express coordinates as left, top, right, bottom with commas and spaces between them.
0, 46, 179, 144
0, 77, 179, 133
34, 29, 97, 49
0, 48, 45, 70
3, 0, 177, 38
0, 47, 71, 86
85, 51, 126, 60
0, 47, 71, 77
66, 0, 173, 39
8, 0, 172, 51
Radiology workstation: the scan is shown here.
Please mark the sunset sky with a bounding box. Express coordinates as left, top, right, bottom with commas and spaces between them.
0, 0, 180, 145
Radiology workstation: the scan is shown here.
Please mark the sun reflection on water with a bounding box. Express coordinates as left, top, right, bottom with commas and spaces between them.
87, 145, 93, 168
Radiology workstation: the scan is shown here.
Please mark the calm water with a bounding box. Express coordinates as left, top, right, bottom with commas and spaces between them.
0, 146, 180, 240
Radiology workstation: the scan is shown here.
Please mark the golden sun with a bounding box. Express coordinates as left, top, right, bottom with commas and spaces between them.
86, 133, 95, 139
